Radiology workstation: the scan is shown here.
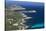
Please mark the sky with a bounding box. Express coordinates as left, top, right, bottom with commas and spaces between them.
7, 0, 44, 3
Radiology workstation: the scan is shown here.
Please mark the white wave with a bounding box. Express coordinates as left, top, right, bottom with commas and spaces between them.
21, 10, 36, 13
20, 13, 27, 17
24, 17, 32, 19
28, 10, 36, 13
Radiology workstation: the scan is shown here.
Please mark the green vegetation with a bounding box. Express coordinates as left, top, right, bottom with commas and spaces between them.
6, 9, 23, 30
